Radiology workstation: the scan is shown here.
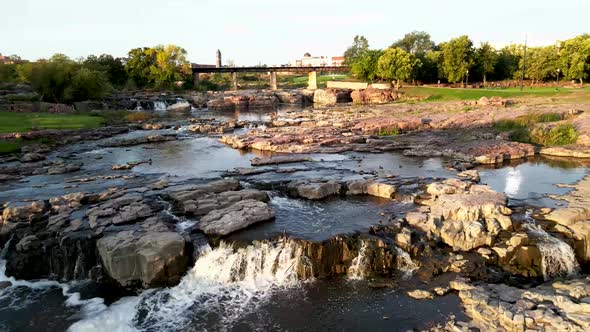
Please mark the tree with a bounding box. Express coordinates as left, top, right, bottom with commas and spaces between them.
350, 49, 383, 82
149, 45, 191, 87
377, 47, 421, 86
520, 46, 559, 85
477, 42, 497, 87
83, 54, 127, 87
126, 47, 156, 88
65, 68, 112, 101
343, 35, 369, 66
422, 50, 443, 83
29, 54, 78, 102
559, 35, 590, 84
391, 31, 435, 56
495, 45, 522, 81
441, 36, 475, 84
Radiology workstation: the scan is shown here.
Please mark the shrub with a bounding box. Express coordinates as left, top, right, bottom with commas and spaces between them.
528, 124, 578, 146
126, 111, 154, 122
377, 126, 400, 136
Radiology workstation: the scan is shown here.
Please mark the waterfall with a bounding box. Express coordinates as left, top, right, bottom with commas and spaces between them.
70, 238, 312, 332
153, 101, 167, 111
395, 246, 418, 279
348, 241, 369, 280
523, 212, 580, 280
0, 239, 109, 327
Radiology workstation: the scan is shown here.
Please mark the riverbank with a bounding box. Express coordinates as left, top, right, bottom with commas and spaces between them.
0, 90, 589, 331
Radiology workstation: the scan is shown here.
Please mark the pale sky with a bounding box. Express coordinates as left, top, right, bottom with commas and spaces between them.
2, 0, 589, 65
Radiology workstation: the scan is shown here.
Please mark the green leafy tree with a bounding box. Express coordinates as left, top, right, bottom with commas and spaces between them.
0, 63, 17, 82
126, 47, 156, 88
476, 42, 498, 86
495, 45, 522, 81
343, 35, 369, 66
83, 54, 127, 87
377, 47, 421, 86
64, 68, 112, 101
29, 54, 78, 102
391, 31, 435, 56
441, 36, 475, 84
559, 35, 590, 84
350, 49, 383, 82
149, 45, 191, 87
520, 46, 559, 84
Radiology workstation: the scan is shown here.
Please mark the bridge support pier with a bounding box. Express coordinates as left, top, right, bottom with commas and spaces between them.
270, 71, 278, 90
193, 72, 200, 86
231, 72, 238, 90
308, 71, 318, 90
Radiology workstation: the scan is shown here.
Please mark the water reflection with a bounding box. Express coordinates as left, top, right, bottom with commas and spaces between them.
504, 168, 523, 197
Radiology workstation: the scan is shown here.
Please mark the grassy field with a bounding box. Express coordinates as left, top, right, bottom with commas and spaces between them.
0, 112, 105, 133
400, 86, 588, 101
0, 112, 107, 154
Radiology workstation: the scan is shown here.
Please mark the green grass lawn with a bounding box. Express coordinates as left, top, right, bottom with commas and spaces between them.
0, 112, 105, 133
401, 86, 584, 101
0, 141, 21, 154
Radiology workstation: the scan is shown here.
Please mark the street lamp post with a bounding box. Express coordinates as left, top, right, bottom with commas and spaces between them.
466, 69, 469, 87
556, 69, 560, 84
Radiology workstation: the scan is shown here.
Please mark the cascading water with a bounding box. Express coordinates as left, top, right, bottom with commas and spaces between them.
347, 241, 369, 280
395, 246, 418, 279
70, 238, 312, 332
153, 101, 167, 111
522, 211, 580, 280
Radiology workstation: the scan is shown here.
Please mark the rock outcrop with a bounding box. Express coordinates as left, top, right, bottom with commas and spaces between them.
97, 227, 189, 288
198, 199, 275, 236
451, 277, 590, 332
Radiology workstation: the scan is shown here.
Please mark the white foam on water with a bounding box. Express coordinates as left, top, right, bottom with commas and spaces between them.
348, 241, 369, 280
395, 247, 418, 279
0, 239, 110, 328
70, 239, 309, 332
153, 101, 167, 111
523, 212, 580, 280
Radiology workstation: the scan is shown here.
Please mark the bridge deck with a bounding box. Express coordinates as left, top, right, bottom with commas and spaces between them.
191, 66, 348, 73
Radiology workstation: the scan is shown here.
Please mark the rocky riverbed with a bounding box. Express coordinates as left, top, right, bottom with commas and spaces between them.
1, 93, 590, 331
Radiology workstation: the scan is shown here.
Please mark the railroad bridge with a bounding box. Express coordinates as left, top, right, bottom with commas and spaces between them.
191, 65, 349, 90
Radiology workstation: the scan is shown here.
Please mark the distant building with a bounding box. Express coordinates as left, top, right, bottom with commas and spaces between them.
331, 56, 344, 66
292, 53, 344, 67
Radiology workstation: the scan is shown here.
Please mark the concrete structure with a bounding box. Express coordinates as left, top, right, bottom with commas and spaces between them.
215, 49, 222, 68
326, 81, 393, 90
191, 65, 348, 91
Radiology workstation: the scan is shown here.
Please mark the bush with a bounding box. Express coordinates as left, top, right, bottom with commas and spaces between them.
377, 126, 400, 136
531, 124, 578, 146
126, 111, 154, 122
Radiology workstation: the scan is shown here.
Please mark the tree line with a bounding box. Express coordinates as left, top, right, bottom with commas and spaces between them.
344, 32, 590, 86
0, 45, 191, 103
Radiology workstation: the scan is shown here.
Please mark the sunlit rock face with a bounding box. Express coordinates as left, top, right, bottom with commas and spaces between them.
406, 177, 512, 251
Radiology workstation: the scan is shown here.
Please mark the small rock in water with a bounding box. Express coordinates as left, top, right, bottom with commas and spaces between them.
0, 281, 12, 289
407, 289, 434, 300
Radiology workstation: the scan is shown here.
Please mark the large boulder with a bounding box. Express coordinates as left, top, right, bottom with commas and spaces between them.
198, 199, 275, 236
351, 88, 398, 104
313, 89, 352, 105
97, 230, 189, 288
407, 178, 512, 251
293, 181, 342, 200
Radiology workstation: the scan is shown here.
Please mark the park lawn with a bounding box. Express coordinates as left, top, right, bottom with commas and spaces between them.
0, 141, 21, 154
401, 86, 580, 101
0, 112, 105, 133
